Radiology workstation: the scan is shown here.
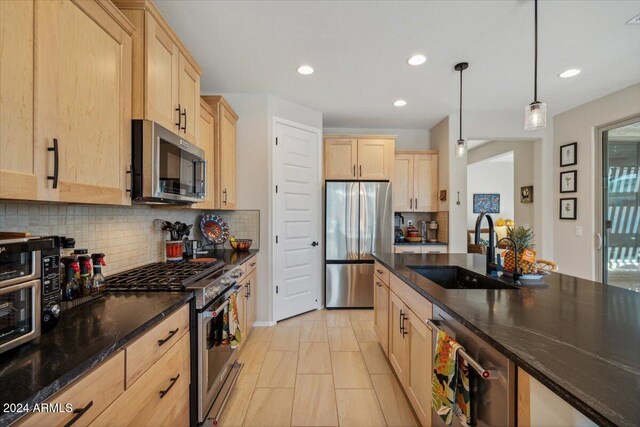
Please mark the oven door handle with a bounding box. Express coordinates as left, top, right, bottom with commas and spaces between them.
203, 285, 242, 318
427, 319, 498, 380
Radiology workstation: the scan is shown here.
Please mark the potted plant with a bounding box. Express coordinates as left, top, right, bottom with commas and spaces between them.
503, 226, 537, 275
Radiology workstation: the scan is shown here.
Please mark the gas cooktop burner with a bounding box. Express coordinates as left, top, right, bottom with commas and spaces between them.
106, 261, 224, 292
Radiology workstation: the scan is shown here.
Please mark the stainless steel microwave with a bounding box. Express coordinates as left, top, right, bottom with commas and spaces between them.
131, 120, 207, 204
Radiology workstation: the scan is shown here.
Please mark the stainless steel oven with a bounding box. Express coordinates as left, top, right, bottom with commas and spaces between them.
196, 267, 245, 426
0, 237, 60, 355
429, 306, 516, 427
131, 120, 207, 204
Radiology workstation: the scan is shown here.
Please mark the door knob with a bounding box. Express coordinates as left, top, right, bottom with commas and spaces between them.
311, 241, 319, 247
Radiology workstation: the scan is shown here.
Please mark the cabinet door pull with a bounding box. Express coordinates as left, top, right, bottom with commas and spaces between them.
63, 400, 93, 427
375, 281, 382, 287
181, 108, 187, 132
245, 281, 250, 299
409, 198, 412, 209
353, 165, 356, 177
415, 198, 418, 208
125, 166, 132, 195
223, 188, 227, 205
250, 262, 256, 267
157, 328, 179, 346
376, 269, 383, 274
399, 309, 404, 334
159, 374, 180, 398
359, 165, 362, 177
47, 138, 59, 189
175, 104, 182, 129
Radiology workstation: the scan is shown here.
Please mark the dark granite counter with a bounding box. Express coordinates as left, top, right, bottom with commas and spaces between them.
372, 252, 640, 427
198, 248, 258, 268
0, 292, 193, 426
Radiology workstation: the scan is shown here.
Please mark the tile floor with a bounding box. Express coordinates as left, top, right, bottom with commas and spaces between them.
221, 309, 419, 427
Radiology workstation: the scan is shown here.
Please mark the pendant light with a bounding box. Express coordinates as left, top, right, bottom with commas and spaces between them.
454, 62, 469, 157
524, 0, 547, 130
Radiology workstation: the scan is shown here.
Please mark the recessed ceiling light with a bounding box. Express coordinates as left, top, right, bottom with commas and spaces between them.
627, 14, 640, 24
393, 99, 407, 107
559, 68, 581, 78
407, 54, 427, 66
297, 65, 314, 75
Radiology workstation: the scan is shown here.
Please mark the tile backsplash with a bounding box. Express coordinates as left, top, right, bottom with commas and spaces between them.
0, 202, 259, 275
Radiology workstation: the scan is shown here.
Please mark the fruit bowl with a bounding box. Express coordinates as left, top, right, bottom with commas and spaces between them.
230, 239, 252, 251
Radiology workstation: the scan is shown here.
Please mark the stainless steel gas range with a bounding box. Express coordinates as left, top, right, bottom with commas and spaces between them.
106, 260, 246, 426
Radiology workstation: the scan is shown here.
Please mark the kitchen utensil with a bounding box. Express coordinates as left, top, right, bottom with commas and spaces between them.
200, 214, 230, 245
165, 240, 184, 261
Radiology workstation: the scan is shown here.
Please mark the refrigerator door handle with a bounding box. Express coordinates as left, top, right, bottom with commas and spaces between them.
347, 182, 360, 260
359, 183, 368, 259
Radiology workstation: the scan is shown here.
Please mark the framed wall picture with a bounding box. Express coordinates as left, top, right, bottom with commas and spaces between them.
520, 186, 534, 203
560, 142, 577, 167
559, 197, 577, 220
560, 170, 577, 193
473, 194, 500, 213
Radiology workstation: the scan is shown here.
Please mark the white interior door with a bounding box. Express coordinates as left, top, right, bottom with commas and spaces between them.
274, 120, 321, 321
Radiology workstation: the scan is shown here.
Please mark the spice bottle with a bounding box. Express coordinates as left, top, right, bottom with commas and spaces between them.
78, 255, 93, 297
91, 253, 106, 293
61, 257, 80, 301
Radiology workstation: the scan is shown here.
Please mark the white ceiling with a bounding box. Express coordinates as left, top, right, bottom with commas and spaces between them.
155, 1, 640, 129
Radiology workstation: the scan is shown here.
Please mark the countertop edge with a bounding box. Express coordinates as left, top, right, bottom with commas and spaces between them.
372, 254, 621, 427
1, 292, 194, 426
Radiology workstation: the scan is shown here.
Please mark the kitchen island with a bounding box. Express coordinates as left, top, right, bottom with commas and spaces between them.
372, 252, 639, 427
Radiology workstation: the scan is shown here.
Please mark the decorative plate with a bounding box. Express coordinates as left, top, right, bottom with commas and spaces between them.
200, 214, 229, 244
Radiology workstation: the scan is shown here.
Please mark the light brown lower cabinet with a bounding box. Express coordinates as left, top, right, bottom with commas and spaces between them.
380, 273, 434, 427
91, 333, 190, 427
18, 352, 125, 427
373, 275, 389, 355
16, 303, 190, 427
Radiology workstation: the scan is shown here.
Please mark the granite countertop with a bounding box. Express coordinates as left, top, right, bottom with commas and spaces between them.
372, 252, 640, 427
198, 248, 258, 267
0, 292, 193, 426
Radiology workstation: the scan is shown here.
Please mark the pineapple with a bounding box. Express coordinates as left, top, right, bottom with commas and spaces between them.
503, 226, 537, 274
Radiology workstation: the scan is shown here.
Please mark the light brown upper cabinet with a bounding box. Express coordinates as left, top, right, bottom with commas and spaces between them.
202, 96, 239, 210
0, 0, 36, 200
194, 98, 216, 209
114, 0, 202, 145
1, 0, 134, 205
394, 151, 438, 212
324, 136, 395, 180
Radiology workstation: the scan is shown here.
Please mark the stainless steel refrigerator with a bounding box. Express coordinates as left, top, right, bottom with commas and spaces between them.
325, 181, 393, 308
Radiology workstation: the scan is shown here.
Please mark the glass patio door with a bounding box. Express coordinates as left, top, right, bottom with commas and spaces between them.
601, 118, 640, 291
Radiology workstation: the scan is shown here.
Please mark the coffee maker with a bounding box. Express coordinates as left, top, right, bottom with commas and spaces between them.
394, 213, 405, 243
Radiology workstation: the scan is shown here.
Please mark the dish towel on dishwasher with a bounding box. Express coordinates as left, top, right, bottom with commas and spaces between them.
228, 292, 243, 349
432, 329, 471, 426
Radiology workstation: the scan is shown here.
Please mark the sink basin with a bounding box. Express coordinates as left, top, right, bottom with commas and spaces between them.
409, 266, 518, 290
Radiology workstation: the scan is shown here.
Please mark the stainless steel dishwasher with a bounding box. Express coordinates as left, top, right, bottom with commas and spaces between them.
429, 306, 516, 427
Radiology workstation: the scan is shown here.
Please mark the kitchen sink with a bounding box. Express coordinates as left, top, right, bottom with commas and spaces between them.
409, 266, 518, 290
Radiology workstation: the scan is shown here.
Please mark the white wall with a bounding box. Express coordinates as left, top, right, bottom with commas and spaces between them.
468, 141, 535, 231
466, 159, 514, 229
323, 127, 429, 150
219, 93, 323, 324
431, 110, 553, 258
553, 83, 640, 280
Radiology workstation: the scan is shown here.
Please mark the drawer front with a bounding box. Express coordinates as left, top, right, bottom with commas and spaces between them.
245, 256, 258, 276
393, 245, 420, 254
390, 274, 432, 324
374, 261, 389, 284
125, 304, 189, 387
91, 333, 190, 427
19, 352, 125, 427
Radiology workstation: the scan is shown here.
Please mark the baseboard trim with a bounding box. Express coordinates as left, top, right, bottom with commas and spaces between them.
253, 321, 276, 327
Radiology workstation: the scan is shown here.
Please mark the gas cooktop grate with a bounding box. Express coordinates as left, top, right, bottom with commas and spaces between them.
106, 261, 222, 292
